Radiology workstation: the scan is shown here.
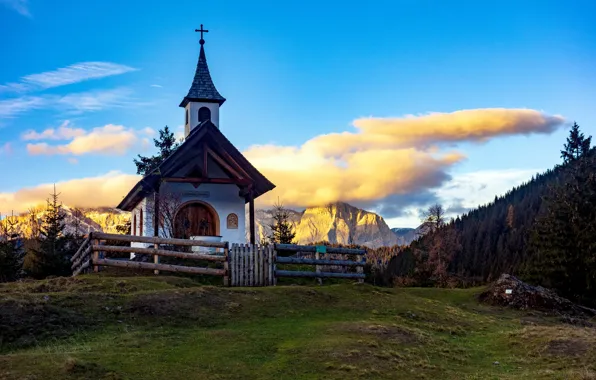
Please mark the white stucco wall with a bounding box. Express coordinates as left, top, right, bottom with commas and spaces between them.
185, 101, 220, 135
130, 198, 151, 250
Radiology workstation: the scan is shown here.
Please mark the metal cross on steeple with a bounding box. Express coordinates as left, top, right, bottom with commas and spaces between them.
195, 24, 209, 45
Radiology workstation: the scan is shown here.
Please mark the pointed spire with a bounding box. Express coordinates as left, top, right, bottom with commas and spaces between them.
179, 30, 226, 108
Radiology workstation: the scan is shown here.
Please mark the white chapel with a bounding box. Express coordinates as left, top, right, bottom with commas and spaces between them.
117, 26, 275, 248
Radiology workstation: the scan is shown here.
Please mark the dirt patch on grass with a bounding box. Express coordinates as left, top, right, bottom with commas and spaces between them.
513, 325, 596, 362
334, 322, 420, 344
63, 357, 122, 379
547, 339, 589, 357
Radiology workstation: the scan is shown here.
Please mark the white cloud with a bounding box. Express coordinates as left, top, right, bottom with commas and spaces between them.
0, 88, 140, 119
0, 171, 141, 214
150, 84, 163, 88
435, 168, 540, 210
0, 62, 137, 93
384, 168, 541, 228
0, 96, 47, 118
56, 87, 137, 113
22, 120, 85, 141
26, 124, 140, 156
0, 0, 30, 17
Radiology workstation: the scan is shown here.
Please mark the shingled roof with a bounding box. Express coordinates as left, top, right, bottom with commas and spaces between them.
179, 44, 226, 108
116, 120, 275, 212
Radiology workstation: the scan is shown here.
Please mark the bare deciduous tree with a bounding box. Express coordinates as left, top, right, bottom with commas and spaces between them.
145, 189, 185, 239
421, 204, 446, 234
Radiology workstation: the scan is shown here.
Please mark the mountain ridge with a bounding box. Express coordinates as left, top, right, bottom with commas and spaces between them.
3, 202, 416, 248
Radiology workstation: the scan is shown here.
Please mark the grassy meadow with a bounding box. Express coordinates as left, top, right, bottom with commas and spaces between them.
1, 274, 595, 379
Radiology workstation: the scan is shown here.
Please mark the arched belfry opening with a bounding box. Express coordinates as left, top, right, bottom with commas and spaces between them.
198, 107, 211, 123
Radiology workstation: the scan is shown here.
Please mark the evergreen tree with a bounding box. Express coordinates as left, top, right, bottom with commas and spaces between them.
133, 126, 181, 175
528, 151, 596, 303
0, 214, 24, 282
116, 219, 132, 235
561, 122, 592, 164
267, 200, 296, 245
24, 186, 72, 278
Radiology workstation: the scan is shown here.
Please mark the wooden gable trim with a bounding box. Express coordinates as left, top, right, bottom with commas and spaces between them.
205, 147, 246, 180
163, 177, 253, 186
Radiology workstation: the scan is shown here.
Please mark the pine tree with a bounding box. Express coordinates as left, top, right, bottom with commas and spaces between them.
529, 151, 596, 303
267, 200, 296, 245
0, 214, 24, 282
24, 186, 72, 278
561, 122, 592, 164
133, 126, 181, 175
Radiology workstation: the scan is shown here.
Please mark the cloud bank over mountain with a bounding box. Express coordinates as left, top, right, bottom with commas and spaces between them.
245, 108, 565, 208
0, 108, 565, 223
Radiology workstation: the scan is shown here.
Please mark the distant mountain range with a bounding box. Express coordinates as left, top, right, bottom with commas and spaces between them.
1, 206, 129, 238
2, 202, 421, 248
251, 202, 422, 248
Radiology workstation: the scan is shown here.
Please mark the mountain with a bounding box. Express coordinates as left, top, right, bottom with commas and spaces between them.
391, 227, 422, 246
1, 206, 129, 238
5, 201, 402, 249
251, 202, 401, 248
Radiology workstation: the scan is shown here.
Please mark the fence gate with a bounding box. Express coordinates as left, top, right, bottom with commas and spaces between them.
229, 244, 275, 286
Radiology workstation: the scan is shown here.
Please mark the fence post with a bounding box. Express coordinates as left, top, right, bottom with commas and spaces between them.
357, 248, 366, 284
92, 238, 99, 273
223, 242, 230, 287
272, 247, 278, 286
153, 242, 160, 275
315, 245, 326, 285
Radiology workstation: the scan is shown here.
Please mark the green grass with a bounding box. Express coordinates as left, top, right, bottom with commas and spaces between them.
1, 274, 595, 379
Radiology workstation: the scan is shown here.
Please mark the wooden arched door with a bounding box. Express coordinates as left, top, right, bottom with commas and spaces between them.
174, 202, 218, 238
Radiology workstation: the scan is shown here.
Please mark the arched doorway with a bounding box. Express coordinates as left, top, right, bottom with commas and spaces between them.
174, 201, 219, 239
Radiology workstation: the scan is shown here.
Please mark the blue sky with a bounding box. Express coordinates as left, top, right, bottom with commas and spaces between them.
1, 0, 595, 227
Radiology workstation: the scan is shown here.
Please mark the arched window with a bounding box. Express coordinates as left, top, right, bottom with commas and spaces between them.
198, 107, 211, 123
133, 213, 137, 236
139, 209, 144, 236
185, 109, 189, 125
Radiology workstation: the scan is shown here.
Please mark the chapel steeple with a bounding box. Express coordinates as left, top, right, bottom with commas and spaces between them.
180, 25, 225, 136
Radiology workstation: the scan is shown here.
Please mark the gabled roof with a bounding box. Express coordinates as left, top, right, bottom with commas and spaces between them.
179, 44, 226, 108
117, 121, 275, 211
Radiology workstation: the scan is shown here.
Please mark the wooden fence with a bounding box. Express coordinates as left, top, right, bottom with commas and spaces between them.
274, 243, 366, 284
72, 235, 366, 286
71, 232, 229, 285
229, 244, 275, 286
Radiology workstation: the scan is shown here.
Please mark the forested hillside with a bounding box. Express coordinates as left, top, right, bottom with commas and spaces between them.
387, 122, 596, 304
448, 165, 562, 281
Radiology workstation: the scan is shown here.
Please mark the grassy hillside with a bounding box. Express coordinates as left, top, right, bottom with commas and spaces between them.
1, 275, 595, 379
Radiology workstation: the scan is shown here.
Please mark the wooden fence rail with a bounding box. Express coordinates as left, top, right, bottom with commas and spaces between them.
72, 236, 367, 287
71, 232, 229, 285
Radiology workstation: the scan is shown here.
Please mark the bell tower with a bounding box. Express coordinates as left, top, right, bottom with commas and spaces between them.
180, 25, 226, 137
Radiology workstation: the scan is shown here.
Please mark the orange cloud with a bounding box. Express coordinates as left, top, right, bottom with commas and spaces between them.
26, 124, 139, 156
244, 108, 564, 207
0, 171, 141, 214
